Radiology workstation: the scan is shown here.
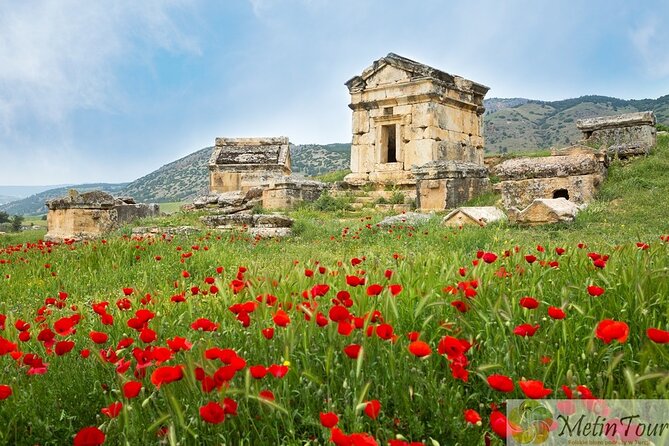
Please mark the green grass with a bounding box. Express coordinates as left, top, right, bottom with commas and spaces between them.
158, 201, 188, 214
0, 136, 667, 445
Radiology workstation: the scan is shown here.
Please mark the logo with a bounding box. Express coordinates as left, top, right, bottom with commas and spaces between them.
508, 400, 555, 444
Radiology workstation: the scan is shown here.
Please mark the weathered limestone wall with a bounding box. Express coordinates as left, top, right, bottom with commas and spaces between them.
577, 111, 656, 158
262, 179, 325, 210
45, 191, 160, 241
493, 151, 607, 209
412, 161, 489, 210
209, 137, 291, 193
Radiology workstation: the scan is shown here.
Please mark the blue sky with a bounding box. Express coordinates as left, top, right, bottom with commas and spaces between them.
1, 0, 668, 186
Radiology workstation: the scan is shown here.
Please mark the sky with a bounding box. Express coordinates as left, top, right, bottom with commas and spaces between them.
1, 0, 668, 186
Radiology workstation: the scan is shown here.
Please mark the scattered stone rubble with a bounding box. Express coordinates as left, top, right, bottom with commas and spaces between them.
378, 212, 434, 227
577, 111, 656, 158
45, 190, 159, 242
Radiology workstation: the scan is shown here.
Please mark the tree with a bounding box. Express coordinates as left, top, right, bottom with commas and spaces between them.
0, 211, 8, 224
10, 215, 24, 232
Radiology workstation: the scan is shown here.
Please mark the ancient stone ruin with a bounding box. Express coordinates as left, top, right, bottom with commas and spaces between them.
507, 198, 581, 226
342, 53, 490, 210
493, 145, 608, 210
200, 213, 293, 238
209, 137, 291, 193
442, 206, 506, 227
45, 190, 159, 242
194, 137, 325, 213
413, 161, 489, 211
577, 111, 656, 158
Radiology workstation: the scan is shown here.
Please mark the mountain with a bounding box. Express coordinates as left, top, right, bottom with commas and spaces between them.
0, 195, 19, 205
121, 147, 212, 203
119, 143, 352, 203
0, 183, 128, 216
0, 185, 72, 200
483, 94, 669, 154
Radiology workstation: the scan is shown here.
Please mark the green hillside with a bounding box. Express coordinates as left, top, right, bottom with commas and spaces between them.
0, 183, 128, 216
485, 95, 669, 154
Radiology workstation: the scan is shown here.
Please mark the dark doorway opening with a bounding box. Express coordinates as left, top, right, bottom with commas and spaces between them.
553, 189, 569, 200
381, 124, 397, 163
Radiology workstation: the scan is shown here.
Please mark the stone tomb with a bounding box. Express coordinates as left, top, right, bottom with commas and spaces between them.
577, 111, 656, 158
493, 146, 607, 210
344, 53, 489, 187
46, 190, 159, 241
209, 137, 291, 193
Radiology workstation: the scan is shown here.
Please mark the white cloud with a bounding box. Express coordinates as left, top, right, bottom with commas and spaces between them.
0, 0, 200, 133
630, 17, 669, 78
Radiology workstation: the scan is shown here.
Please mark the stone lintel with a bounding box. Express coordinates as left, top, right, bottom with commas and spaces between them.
215, 137, 289, 147
493, 154, 604, 181
576, 111, 655, 132
412, 161, 488, 180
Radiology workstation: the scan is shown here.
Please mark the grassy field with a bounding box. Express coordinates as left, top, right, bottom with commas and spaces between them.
0, 135, 667, 445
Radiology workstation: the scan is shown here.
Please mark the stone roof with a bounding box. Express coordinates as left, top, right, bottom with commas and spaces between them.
443, 206, 506, 225
209, 137, 290, 166
47, 190, 117, 210
576, 111, 655, 131
493, 154, 604, 181
345, 53, 489, 96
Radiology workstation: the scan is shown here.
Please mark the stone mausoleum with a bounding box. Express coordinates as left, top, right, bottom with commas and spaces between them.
209, 137, 291, 193
344, 53, 490, 188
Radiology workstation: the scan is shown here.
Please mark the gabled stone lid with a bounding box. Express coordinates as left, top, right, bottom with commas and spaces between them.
345, 53, 489, 96
576, 111, 655, 131
47, 190, 118, 210
493, 154, 604, 180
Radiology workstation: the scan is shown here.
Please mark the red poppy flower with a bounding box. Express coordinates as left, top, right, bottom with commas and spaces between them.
345, 275, 365, 287
366, 284, 383, 296
525, 255, 537, 264
593, 258, 607, 268
490, 407, 518, 438
464, 409, 481, 425
587, 285, 605, 297
261, 327, 274, 339
595, 319, 629, 344
555, 247, 565, 255
482, 252, 497, 264
487, 374, 514, 392
101, 401, 123, 418
320, 411, 339, 428
408, 341, 432, 358
139, 328, 157, 344
364, 400, 381, 419
151, 365, 184, 388
200, 402, 225, 424
250, 365, 267, 379
123, 381, 142, 399
122, 288, 134, 296
259, 390, 275, 401
191, 318, 219, 332
89, 331, 108, 344
519, 297, 539, 309
513, 323, 540, 337
0, 385, 11, 400
375, 324, 394, 340
268, 364, 288, 378
548, 306, 566, 320
343, 344, 362, 359
223, 397, 238, 416
451, 300, 469, 313
54, 340, 75, 356
518, 379, 552, 399
73, 426, 105, 446
166, 336, 192, 352
273, 310, 291, 327
647, 328, 669, 344
388, 284, 403, 296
